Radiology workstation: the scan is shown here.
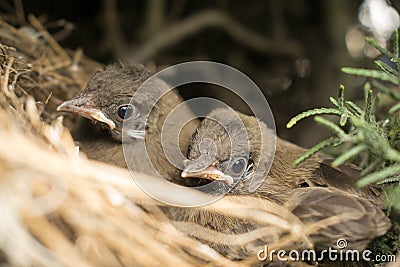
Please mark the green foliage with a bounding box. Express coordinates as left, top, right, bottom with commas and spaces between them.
365, 36, 395, 58
286, 108, 341, 128
287, 30, 400, 209
341, 67, 399, 85
293, 136, 341, 165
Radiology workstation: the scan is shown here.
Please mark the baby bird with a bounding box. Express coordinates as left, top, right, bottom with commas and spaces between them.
181, 107, 390, 252
57, 63, 198, 180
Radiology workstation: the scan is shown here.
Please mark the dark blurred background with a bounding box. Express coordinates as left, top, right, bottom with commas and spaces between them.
1, 0, 399, 147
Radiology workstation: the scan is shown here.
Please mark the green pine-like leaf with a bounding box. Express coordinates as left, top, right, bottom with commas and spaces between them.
372, 81, 400, 101
338, 84, 345, 111
341, 67, 399, 85
377, 176, 400, 185
339, 113, 349, 126
394, 29, 399, 58
357, 164, 400, 187
332, 144, 367, 167
374, 60, 398, 77
345, 100, 363, 116
364, 85, 373, 123
360, 158, 384, 176
294, 136, 341, 165
314, 116, 346, 137
389, 103, 400, 114
329, 97, 339, 107
286, 108, 341, 128
365, 36, 395, 58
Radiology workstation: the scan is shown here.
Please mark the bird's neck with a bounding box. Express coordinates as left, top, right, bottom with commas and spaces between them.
136, 90, 199, 182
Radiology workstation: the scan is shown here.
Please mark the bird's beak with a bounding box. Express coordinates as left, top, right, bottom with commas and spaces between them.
181, 163, 234, 185
57, 98, 116, 130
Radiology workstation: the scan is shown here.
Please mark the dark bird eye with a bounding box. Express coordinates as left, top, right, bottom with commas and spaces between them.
117, 104, 134, 119
232, 158, 246, 173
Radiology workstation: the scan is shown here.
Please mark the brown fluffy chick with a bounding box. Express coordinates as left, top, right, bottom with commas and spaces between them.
181, 107, 390, 252
57, 63, 198, 181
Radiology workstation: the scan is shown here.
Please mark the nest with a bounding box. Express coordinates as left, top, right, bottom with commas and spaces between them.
0, 15, 342, 267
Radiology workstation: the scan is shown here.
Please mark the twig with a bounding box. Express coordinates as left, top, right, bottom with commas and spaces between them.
1, 57, 14, 98
50, 19, 75, 41
102, 0, 126, 59
12, 69, 31, 91
71, 47, 83, 71
13, 0, 26, 25
28, 15, 71, 65
69, 48, 86, 87
129, 9, 303, 62
0, 20, 40, 58
24, 216, 91, 267
144, 0, 166, 35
